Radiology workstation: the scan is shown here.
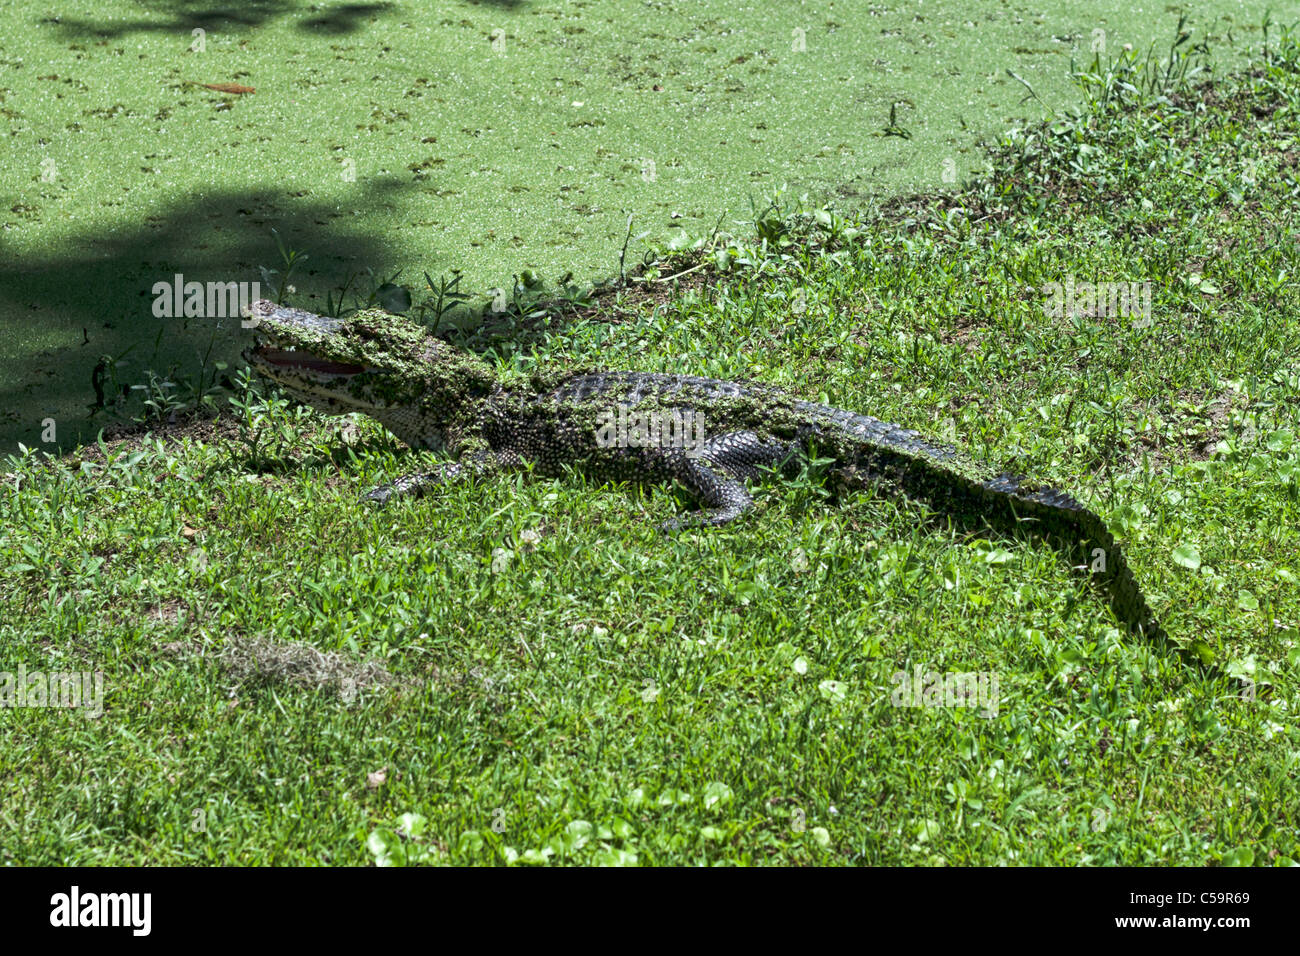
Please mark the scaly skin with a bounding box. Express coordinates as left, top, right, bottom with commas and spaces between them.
241, 299, 1172, 647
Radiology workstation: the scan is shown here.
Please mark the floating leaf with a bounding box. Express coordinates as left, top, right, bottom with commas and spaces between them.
202, 82, 255, 94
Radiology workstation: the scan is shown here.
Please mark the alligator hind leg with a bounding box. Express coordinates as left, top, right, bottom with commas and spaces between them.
660, 430, 805, 531
701, 429, 809, 482
659, 457, 754, 530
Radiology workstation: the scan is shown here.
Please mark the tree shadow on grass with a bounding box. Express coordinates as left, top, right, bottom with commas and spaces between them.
0, 177, 448, 454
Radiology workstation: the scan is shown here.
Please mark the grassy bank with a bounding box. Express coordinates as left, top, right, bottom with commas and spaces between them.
1, 28, 1299, 865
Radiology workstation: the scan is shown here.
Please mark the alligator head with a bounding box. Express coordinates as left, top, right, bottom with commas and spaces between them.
241, 299, 497, 448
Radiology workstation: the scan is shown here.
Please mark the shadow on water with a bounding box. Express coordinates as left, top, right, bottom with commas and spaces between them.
43, 2, 398, 39
41, 0, 528, 39
0, 178, 442, 453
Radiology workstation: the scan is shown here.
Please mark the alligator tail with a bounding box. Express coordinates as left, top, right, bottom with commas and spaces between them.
979, 474, 1167, 643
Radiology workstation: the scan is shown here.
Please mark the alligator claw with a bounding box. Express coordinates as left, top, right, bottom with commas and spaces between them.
363, 486, 394, 504
660, 515, 694, 533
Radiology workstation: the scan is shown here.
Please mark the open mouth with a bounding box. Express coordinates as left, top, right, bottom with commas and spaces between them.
251, 344, 365, 376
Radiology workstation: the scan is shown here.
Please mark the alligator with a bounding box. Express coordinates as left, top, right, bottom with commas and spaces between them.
242, 298, 1173, 648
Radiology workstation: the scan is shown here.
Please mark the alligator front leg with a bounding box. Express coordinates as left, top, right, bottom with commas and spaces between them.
364, 450, 524, 504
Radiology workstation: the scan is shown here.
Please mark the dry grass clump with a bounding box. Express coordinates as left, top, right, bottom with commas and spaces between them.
220, 636, 394, 699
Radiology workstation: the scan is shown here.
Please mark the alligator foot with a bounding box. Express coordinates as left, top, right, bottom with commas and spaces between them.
365, 471, 450, 503
364, 451, 522, 504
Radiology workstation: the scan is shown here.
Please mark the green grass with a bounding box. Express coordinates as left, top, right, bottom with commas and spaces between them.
0, 0, 1284, 451
2, 28, 1300, 865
